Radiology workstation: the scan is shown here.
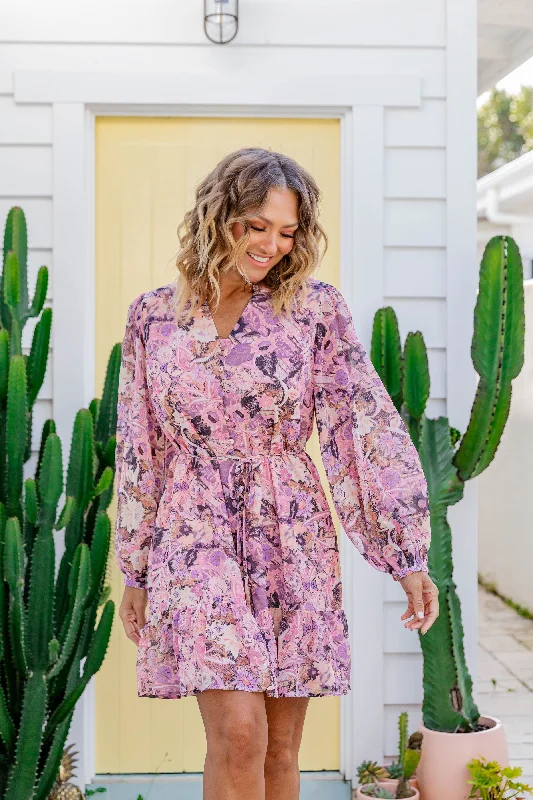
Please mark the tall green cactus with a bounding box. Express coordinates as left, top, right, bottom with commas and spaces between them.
0, 206, 122, 798
371, 236, 525, 732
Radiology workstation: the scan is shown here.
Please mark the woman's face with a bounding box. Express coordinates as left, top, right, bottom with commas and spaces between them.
231, 188, 299, 283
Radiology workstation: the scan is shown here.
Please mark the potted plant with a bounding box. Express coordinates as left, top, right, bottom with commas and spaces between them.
369, 236, 525, 800
0, 206, 119, 797
466, 756, 533, 799
380, 713, 421, 793
356, 714, 422, 799
356, 748, 421, 799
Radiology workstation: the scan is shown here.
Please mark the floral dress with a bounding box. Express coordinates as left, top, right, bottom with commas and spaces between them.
114, 277, 431, 699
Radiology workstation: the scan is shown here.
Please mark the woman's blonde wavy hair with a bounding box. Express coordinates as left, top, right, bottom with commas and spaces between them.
171, 147, 328, 322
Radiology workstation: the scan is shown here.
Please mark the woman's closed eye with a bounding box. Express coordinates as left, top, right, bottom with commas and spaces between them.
250, 225, 294, 239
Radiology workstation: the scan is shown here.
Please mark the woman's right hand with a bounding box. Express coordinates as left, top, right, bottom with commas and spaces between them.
119, 586, 148, 646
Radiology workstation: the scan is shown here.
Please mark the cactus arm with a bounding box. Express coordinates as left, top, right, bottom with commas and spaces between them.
47, 544, 91, 680
403, 332, 430, 421
402, 749, 421, 781
90, 511, 111, 598
26, 528, 55, 673
2, 207, 29, 322
27, 265, 48, 318
398, 711, 408, 766
4, 518, 28, 676
26, 307, 52, 408
34, 712, 74, 800
95, 342, 122, 449
0, 683, 15, 749
454, 236, 525, 481
4, 669, 47, 800
370, 307, 403, 413
6, 356, 27, 521
44, 599, 114, 739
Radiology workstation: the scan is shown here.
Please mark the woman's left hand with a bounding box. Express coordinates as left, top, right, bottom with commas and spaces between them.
398, 571, 439, 634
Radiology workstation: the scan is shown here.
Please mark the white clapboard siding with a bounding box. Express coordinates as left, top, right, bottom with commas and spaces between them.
384, 248, 446, 298
383, 604, 423, 654
385, 149, 446, 199
0, 96, 52, 144
3, 0, 446, 47
0, 199, 52, 249
385, 200, 447, 248
32, 398, 54, 449
383, 297, 446, 349
0, 0, 480, 780
426, 397, 446, 417
0, 146, 52, 197
385, 100, 446, 148
384, 654, 424, 704
0, 45, 447, 98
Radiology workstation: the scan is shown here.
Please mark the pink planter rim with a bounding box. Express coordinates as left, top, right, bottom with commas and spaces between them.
419, 714, 503, 738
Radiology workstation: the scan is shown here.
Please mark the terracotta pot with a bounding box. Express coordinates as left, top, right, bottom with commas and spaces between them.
356, 785, 419, 799
416, 715, 508, 800
379, 777, 419, 792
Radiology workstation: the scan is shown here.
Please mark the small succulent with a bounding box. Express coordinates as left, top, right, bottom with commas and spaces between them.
385, 760, 403, 779
357, 760, 390, 784
360, 786, 395, 799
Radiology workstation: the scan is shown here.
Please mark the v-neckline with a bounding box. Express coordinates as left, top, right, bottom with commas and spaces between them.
203, 283, 264, 341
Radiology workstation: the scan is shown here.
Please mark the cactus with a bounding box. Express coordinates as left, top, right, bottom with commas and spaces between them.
0, 207, 121, 798
370, 235, 525, 732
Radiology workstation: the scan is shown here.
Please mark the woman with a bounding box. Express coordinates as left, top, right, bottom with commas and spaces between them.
115, 147, 438, 800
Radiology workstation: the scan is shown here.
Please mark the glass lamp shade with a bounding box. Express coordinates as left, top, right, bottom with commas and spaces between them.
204, 0, 239, 44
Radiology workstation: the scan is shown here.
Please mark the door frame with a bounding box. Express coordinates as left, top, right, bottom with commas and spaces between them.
13, 68, 422, 787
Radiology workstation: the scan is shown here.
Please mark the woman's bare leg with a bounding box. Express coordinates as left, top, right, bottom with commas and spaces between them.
196, 689, 268, 800
263, 696, 310, 800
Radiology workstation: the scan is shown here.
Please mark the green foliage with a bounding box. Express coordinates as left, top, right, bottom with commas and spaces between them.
467, 756, 533, 799
357, 760, 390, 784
370, 235, 525, 733
360, 786, 396, 799
397, 712, 408, 767
386, 761, 403, 779
478, 85, 533, 177
0, 207, 120, 798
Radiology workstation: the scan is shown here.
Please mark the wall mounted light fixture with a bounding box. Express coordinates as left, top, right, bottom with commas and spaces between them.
204, 0, 239, 44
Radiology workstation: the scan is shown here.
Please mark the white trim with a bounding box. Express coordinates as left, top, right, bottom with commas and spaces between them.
23, 67, 422, 788
13, 71, 421, 109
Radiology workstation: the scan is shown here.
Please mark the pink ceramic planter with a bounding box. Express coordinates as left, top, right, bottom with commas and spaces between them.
379, 778, 420, 792
356, 786, 420, 800
416, 715, 509, 800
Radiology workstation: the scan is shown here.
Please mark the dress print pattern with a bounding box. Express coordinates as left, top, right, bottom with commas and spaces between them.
114, 277, 431, 699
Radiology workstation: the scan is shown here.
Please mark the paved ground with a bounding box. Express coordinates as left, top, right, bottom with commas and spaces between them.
478, 585, 533, 784
351, 586, 533, 798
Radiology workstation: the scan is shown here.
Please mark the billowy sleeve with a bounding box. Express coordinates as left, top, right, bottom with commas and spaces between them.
312, 284, 431, 581
114, 293, 167, 589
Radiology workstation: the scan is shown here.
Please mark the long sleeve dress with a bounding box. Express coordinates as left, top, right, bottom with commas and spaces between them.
115, 277, 431, 699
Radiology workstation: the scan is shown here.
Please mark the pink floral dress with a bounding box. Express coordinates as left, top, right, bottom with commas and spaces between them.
115, 277, 431, 699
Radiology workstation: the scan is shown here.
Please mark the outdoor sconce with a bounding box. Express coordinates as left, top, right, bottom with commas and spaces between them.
204, 0, 239, 44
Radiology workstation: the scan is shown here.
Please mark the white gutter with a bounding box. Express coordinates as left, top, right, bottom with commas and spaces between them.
481, 188, 533, 225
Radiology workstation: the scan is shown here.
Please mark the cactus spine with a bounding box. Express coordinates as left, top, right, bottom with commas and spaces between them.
370, 235, 525, 732
0, 207, 121, 798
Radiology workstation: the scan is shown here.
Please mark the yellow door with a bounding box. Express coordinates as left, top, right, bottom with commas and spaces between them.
95, 116, 342, 775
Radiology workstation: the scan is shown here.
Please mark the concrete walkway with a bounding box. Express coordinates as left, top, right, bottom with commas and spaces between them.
478, 584, 533, 784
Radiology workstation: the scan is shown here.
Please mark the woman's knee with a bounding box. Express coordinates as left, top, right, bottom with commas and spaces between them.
198, 692, 268, 766
264, 734, 298, 771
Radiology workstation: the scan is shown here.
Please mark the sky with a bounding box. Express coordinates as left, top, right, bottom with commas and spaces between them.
477, 54, 533, 107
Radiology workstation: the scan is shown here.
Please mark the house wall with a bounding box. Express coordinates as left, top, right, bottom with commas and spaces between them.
0, 0, 478, 786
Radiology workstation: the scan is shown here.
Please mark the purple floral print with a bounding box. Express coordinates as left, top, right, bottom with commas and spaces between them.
114, 278, 431, 699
